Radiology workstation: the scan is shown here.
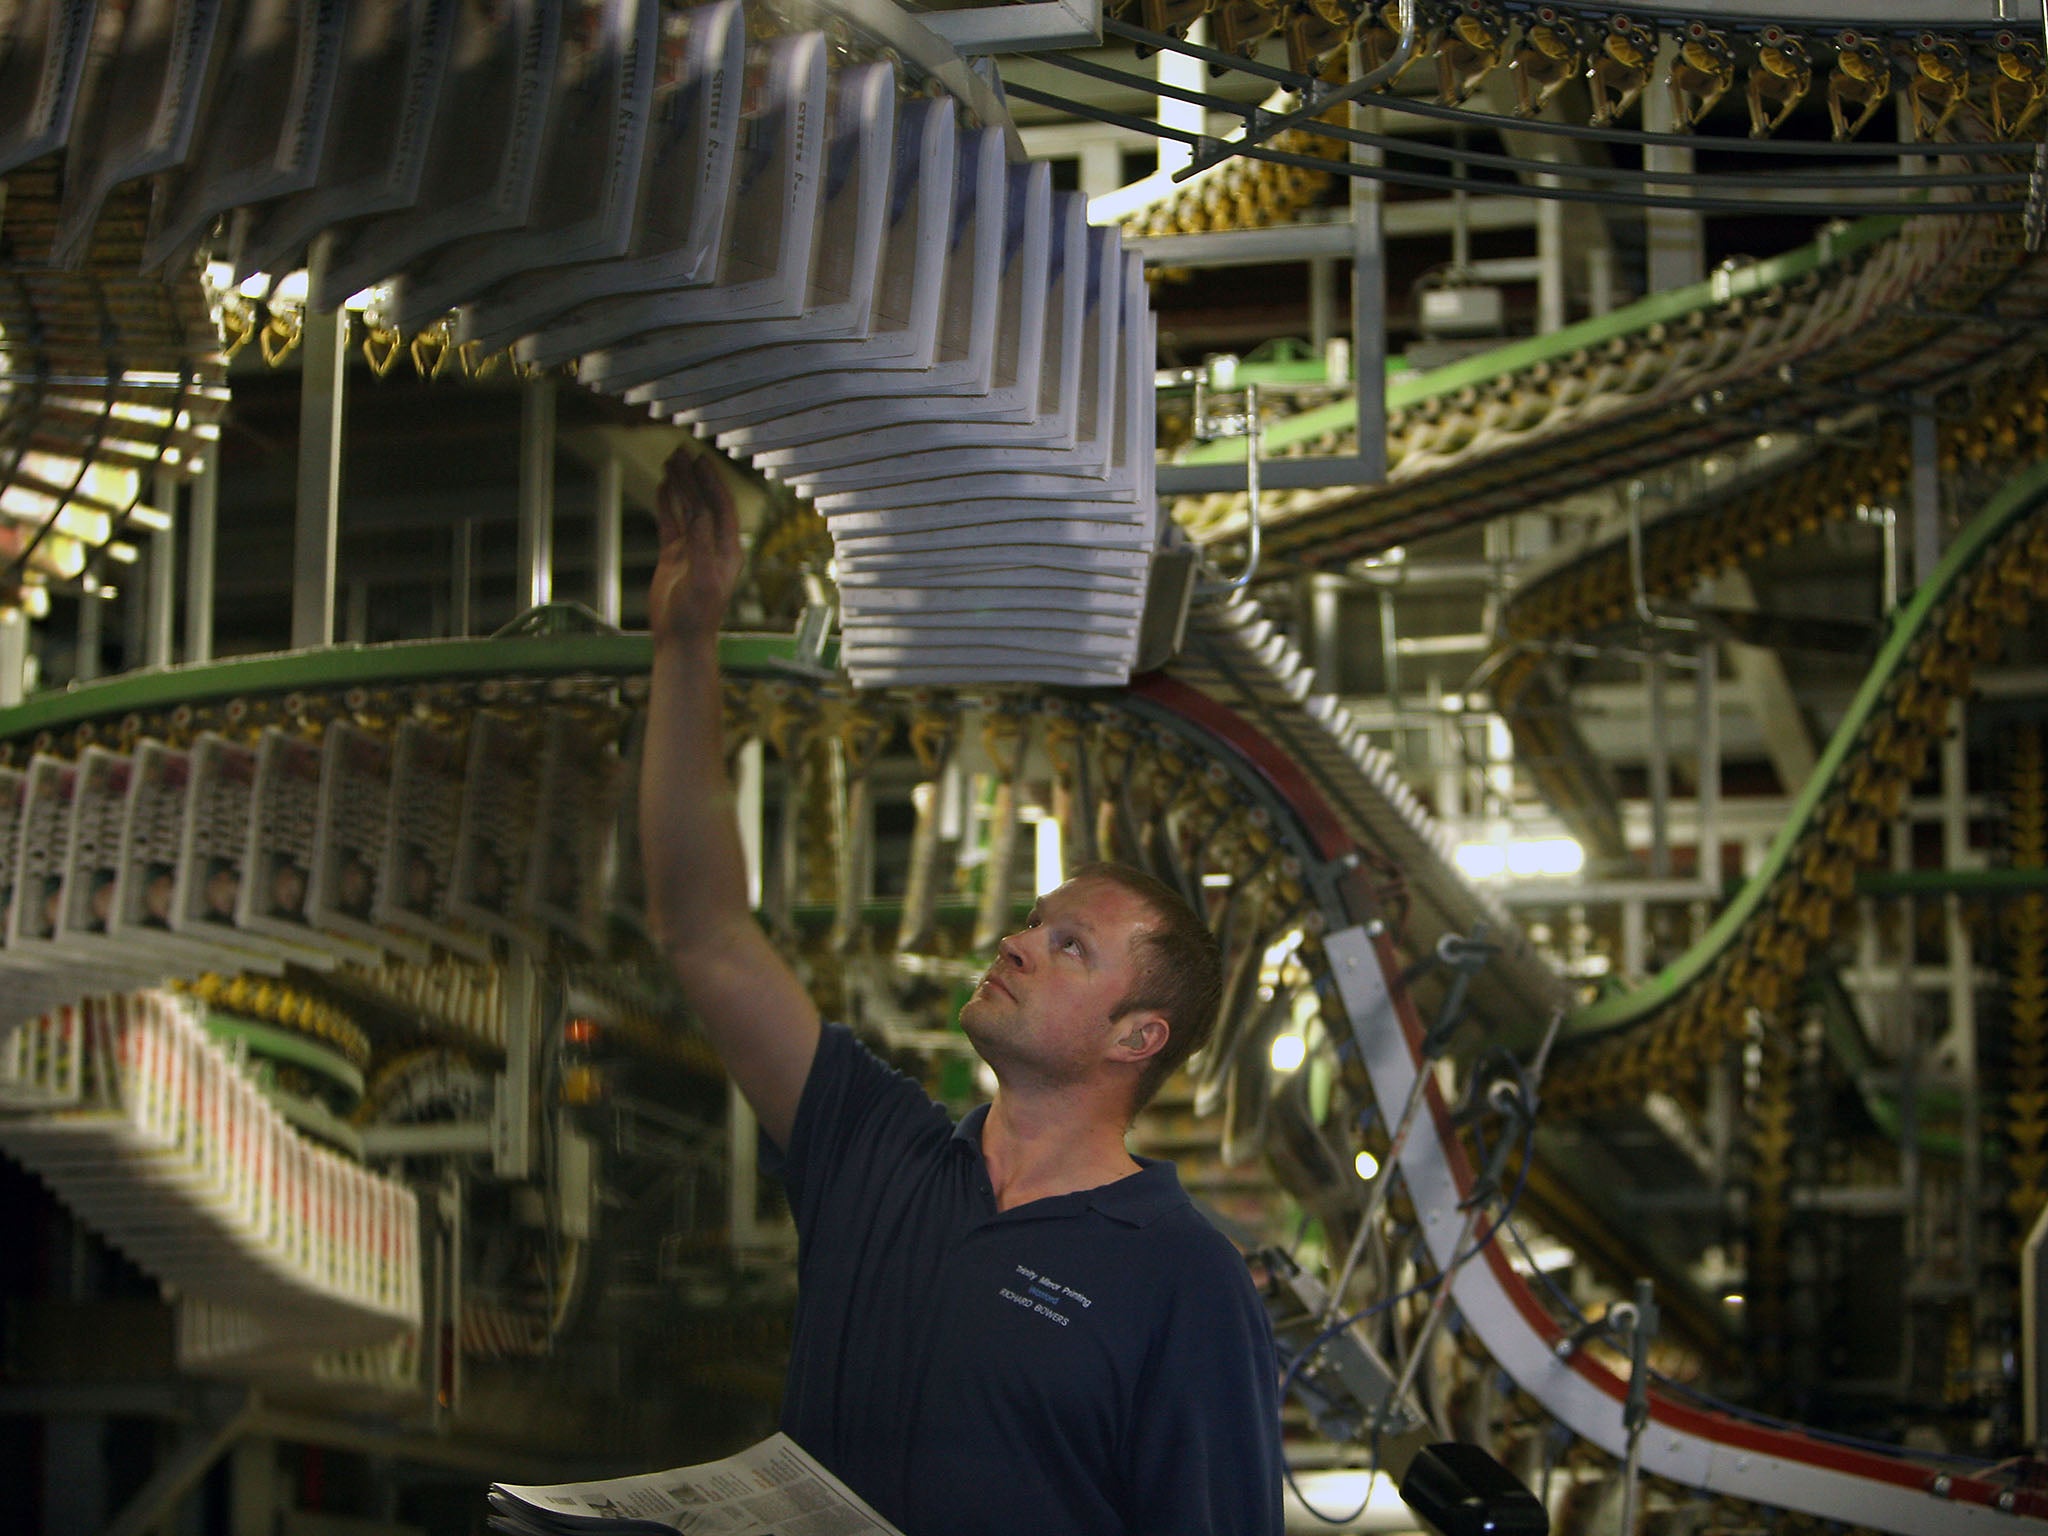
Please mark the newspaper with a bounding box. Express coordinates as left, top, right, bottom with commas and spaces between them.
487, 1433, 904, 1536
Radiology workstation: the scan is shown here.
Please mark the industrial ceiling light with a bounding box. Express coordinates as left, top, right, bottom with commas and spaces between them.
1452, 837, 1585, 881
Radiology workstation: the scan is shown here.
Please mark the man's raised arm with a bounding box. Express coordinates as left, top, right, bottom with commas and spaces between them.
641, 446, 821, 1148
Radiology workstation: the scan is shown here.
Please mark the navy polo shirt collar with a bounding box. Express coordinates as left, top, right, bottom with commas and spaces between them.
951, 1101, 1187, 1228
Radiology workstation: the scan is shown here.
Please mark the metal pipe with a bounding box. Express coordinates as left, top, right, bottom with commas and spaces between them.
1308, 257, 1335, 353
75, 585, 101, 684
452, 518, 475, 637
1943, 705, 1979, 1284
1881, 504, 1900, 615
1647, 650, 1671, 878
594, 452, 623, 626
147, 528, 175, 667
1895, 818, 1919, 1278
1378, 588, 1401, 725
1644, 58, 1704, 294
183, 453, 216, 663
0, 608, 25, 705
1352, 65, 1387, 484
293, 249, 346, 651
1695, 637, 1719, 888
1910, 396, 1941, 591
518, 374, 557, 610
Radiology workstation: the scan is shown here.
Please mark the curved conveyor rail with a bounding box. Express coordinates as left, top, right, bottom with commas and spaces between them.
1542, 455, 2048, 1110
1147, 629, 2048, 1532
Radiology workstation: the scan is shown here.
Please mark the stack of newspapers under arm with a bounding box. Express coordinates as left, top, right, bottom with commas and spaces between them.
488, 1433, 906, 1536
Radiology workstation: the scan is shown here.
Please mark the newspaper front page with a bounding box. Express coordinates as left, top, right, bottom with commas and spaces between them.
489, 1432, 905, 1536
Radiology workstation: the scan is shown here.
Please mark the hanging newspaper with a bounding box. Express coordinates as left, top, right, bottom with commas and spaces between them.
522, 709, 621, 952
240, 728, 381, 964
487, 1433, 905, 1536
11, 754, 80, 952
55, 748, 145, 950
175, 733, 337, 971
309, 721, 429, 962
376, 718, 488, 960
112, 740, 286, 975
0, 765, 25, 953
449, 710, 541, 945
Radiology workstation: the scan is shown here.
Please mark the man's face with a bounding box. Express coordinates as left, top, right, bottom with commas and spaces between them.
959, 876, 1158, 1088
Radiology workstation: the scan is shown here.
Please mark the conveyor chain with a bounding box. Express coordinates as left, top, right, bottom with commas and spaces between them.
1174, 212, 2048, 562
1116, 1, 2048, 145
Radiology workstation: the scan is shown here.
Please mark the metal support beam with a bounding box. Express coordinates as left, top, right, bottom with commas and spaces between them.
1350, 79, 1388, 484
121, 554, 146, 667
1910, 395, 1941, 590
1152, 59, 1387, 495
1643, 46, 1704, 293
1127, 201, 1539, 267
345, 579, 369, 644
148, 470, 177, 667
1078, 137, 1121, 199
103, 1389, 256, 1536
184, 454, 217, 663
1941, 701, 1980, 1288
293, 265, 346, 651
1535, 163, 1567, 334
147, 531, 175, 668
1156, 17, 1204, 181
1646, 650, 1671, 877
1309, 572, 1343, 694
593, 452, 623, 626
75, 588, 101, 684
229, 1437, 274, 1536
1709, 569, 1818, 794
0, 603, 26, 703
1308, 256, 1335, 354
1695, 636, 1719, 883
452, 518, 475, 637
518, 375, 557, 610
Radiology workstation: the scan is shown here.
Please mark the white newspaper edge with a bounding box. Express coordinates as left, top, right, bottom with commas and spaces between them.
490, 1432, 906, 1536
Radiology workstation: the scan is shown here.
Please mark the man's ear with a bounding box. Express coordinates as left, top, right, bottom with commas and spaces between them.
1112, 1012, 1169, 1065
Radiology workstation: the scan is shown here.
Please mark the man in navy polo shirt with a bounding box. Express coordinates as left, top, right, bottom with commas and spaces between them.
640, 446, 1284, 1536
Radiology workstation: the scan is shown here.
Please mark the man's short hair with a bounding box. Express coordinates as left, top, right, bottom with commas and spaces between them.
1068, 861, 1223, 1114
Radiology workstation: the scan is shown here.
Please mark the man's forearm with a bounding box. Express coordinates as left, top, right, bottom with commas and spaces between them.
641, 633, 753, 962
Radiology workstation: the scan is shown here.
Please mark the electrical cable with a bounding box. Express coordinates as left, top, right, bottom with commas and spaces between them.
1277, 1104, 1534, 1523
1005, 84, 2026, 219
1036, 50, 2033, 193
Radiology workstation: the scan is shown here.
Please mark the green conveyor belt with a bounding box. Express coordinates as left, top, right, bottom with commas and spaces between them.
0, 632, 812, 745
1177, 215, 1903, 464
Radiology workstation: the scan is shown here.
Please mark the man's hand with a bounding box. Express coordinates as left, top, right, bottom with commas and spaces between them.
650, 445, 744, 647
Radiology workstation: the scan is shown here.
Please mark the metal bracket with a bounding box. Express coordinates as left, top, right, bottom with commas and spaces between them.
921, 0, 1100, 55
1181, 0, 1418, 181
